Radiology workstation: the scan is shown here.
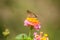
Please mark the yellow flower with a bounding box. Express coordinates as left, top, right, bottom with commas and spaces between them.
42, 37, 47, 40
26, 17, 39, 23
26, 17, 32, 22
2, 29, 10, 36
41, 34, 48, 40
44, 34, 48, 37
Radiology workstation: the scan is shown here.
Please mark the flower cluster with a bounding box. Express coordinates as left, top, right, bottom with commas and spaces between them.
24, 17, 41, 30
33, 32, 49, 40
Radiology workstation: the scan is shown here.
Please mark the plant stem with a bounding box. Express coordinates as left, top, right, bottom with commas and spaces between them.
29, 26, 33, 38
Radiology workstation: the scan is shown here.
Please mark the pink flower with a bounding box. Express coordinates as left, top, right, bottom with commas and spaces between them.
34, 24, 41, 30
34, 35, 40, 40
33, 32, 37, 36
24, 20, 33, 26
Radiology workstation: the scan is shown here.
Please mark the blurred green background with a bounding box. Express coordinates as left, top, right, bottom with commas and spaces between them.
0, 0, 60, 40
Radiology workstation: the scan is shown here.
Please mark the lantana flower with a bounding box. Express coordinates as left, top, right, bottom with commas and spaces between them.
24, 17, 41, 30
